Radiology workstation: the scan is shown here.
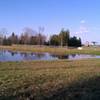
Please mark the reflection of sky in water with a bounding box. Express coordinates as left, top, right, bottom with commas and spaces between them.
0, 50, 100, 62
69, 54, 100, 60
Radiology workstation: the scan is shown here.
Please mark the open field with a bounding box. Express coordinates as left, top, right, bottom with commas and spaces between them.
0, 45, 100, 55
0, 45, 100, 99
0, 59, 100, 100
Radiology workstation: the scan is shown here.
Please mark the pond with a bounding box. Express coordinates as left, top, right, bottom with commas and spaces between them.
0, 50, 100, 62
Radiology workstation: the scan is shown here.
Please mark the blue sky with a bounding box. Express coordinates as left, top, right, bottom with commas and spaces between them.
0, 0, 100, 43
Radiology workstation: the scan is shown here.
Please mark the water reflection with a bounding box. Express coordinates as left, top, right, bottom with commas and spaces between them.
71, 54, 76, 58
0, 50, 100, 62
51, 54, 69, 59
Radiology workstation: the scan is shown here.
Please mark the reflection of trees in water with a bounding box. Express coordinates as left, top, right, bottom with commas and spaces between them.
30, 53, 34, 56
11, 52, 15, 56
0, 50, 6, 56
11, 52, 17, 56
35, 53, 45, 58
20, 52, 28, 57
51, 54, 69, 59
71, 54, 76, 58
0, 51, 2, 56
20, 52, 25, 56
59, 55, 69, 59
7, 51, 18, 56
20, 52, 45, 60
20, 53, 32, 60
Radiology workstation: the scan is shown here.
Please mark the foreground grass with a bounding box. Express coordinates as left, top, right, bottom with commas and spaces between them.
0, 45, 100, 55
0, 59, 100, 100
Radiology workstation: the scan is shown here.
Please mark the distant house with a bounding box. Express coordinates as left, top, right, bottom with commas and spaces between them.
91, 41, 98, 46
77, 47, 83, 50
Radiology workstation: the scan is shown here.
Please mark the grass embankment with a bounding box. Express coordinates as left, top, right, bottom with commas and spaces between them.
0, 59, 100, 100
0, 45, 100, 55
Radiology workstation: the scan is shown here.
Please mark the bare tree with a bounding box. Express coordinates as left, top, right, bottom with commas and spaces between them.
22, 27, 37, 44
23, 27, 37, 36
38, 26, 45, 46
0, 28, 8, 45
9, 32, 19, 44
19, 27, 46, 45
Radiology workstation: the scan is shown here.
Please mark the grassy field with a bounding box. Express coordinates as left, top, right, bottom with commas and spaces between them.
0, 59, 100, 100
0, 45, 100, 100
0, 45, 100, 55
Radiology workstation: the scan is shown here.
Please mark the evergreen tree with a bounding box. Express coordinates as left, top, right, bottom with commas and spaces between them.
59, 29, 70, 46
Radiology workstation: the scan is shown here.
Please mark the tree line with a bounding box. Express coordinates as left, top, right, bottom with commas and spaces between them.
0, 28, 82, 47
49, 29, 81, 47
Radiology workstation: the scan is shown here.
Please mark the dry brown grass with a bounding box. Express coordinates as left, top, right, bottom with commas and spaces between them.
0, 59, 100, 99
0, 45, 100, 55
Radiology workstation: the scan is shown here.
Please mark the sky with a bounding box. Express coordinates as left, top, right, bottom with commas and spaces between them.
0, 0, 100, 44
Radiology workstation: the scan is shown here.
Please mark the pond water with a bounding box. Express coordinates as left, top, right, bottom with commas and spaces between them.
0, 50, 100, 62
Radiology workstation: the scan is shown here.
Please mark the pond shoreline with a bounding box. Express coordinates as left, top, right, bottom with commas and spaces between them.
0, 49, 100, 62
0, 45, 100, 55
